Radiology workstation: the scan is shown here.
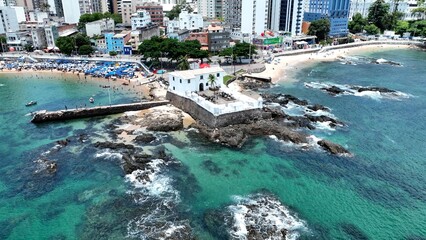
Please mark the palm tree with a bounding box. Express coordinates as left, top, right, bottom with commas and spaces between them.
208, 74, 219, 100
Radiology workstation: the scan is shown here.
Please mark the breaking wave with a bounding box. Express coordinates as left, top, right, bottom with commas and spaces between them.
125, 158, 193, 239
305, 81, 410, 100
226, 193, 308, 240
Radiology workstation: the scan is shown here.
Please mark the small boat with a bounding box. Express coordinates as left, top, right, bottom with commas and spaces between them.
25, 101, 37, 107
89, 97, 94, 103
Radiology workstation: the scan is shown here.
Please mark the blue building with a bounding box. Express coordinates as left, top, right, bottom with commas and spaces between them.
105, 31, 131, 53
304, 0, 350, 37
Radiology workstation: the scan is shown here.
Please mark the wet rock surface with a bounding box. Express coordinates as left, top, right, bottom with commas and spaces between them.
203, 192, 307, 240
133, 133, 156, 143
317, 140, 352, 156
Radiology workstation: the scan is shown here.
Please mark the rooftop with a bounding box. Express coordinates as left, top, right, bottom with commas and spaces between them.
169, 67, 224, 79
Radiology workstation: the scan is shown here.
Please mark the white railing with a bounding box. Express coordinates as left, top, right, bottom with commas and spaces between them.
172, 89, 263, 116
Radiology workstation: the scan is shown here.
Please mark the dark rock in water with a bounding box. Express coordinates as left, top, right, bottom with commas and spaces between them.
357, 87, 396, 93
133, 133, 156, 144
78, 133, 89, 143
307, 104, 330, 112
321, 86, 346, 95
317, 140, 351, 156
285, 116, 316, 130
56, 138, 70, 146
306, 115, 344, 126
94, 141, 135, 150
261, 93, 308, 106
263, 106, 286, 118
34, 159, 57, 174
201, 160, 223, 175
203, 209, 230, 240
341, 223, 369, 240
284, 94, 309, 106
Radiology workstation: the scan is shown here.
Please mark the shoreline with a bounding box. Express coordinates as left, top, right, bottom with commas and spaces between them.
0, 69, 163, 101
248, 44, 416, 84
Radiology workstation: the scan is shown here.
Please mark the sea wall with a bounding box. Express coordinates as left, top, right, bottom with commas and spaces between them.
166, 91, 263, 128
31, 101, 169, 123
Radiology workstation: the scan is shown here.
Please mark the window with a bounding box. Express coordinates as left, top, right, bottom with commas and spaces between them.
180, 79, 182, 83
216, 73, 220, 77
173, 77, 175, 81
173, 86, 175, 90
200, 75, 203, 80
188, 79, 190, 84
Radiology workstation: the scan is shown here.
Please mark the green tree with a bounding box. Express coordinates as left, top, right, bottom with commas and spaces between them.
308, 18, 331, 42
78, 45, 93, 55
138, 36, 163, 62
56, 36, 74, 55
177, 56, 190, 70
103, 12, 122, 24
395, 20, 410, 35
233, 42, 257, 63
166, 4, 193, 20
109, 51, 118, 56
74, 34, 91, 48
368, 0, 391, 32
0, 36, 7, 52
349, 13, 368, 33
364, 24, 380, 34
411, 7, 426, 20
24, 43, 34, 52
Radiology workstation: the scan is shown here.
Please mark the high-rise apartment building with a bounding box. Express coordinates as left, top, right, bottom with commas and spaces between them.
224, 0, 241, 29
197, 0, 223, 18
269, 0, 304, 36
304, 0, 350, 36
241, 0, 269, 35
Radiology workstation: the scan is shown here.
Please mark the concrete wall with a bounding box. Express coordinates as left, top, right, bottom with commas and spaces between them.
166, 91, 263, 128
32, 101, 169, 123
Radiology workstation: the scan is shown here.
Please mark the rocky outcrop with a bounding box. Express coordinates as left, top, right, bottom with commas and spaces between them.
356, 87, 396, 93
192, 120, 309, 149
34, 159, 57, 174
133, 133, 156, 144
94, 141, 135, 150
317, 140, 352, 156
321, 86, 346, 95
261, 93, 308, 106
137, 107, 184, 132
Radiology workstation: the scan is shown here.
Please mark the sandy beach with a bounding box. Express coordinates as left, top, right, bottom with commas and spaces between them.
0, 68, 165, 101
248, 44, 414, 84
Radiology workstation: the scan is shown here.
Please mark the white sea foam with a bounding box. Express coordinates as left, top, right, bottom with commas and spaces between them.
282, 102, 306, 116
228, 193, 308, 240
125, 158, 187, 239
305, 81, 410, 100
94, 150, 123, 160
313, 121, 336, 132
0, 83, 5, 87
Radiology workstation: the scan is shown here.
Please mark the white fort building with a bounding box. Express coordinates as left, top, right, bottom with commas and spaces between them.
167, 67, 263, 120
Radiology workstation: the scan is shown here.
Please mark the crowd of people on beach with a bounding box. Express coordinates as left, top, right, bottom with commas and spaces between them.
0, 58, 145, 81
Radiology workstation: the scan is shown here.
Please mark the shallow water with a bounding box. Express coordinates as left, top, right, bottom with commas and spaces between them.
1, 49, 426, 239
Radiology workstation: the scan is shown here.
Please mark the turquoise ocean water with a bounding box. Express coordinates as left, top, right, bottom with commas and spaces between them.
0, 49, 425, 239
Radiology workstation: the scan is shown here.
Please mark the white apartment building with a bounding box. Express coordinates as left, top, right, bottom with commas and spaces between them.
28, 11, 49, 22
0, 6, 23, 34
86, 18, 115, 37
241, 0, 269, 35
61, 0, 80, 24
131, 9, 151, 30
167, 10, 203, 33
